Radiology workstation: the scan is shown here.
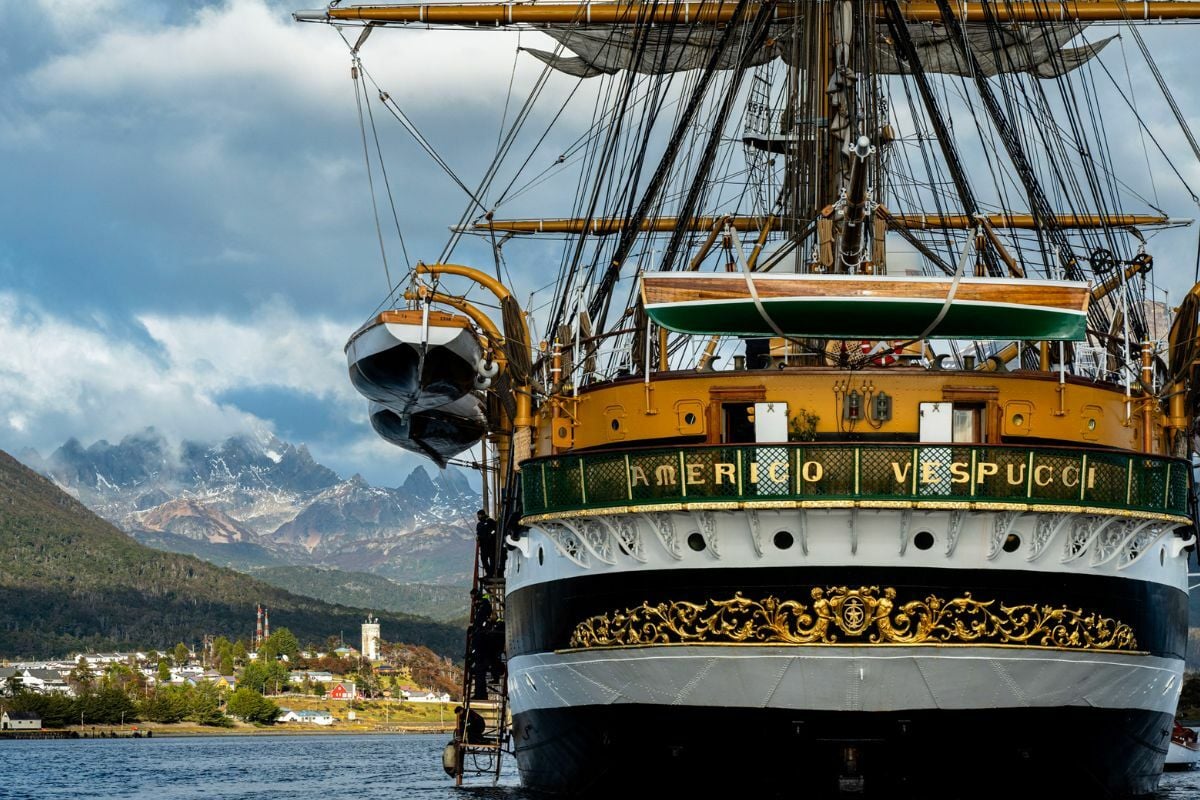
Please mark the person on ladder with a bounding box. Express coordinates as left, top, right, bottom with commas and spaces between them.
475, 509, 497, 578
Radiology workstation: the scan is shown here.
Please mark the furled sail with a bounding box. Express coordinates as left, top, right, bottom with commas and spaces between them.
522, 21, 1110, 78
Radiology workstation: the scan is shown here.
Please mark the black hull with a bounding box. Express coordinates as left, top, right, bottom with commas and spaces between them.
512, 704, 1172, 798
507, 566, 1189, 659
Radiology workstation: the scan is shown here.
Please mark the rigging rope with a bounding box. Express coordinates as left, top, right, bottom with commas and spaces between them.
586, 0, 762, 330
351, 59, 394, 293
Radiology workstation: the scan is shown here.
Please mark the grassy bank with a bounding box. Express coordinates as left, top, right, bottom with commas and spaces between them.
61, 696, 456, 737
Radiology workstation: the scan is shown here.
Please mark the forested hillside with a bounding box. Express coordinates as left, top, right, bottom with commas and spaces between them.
0, 450, 461, 658
251, 566, 468, 622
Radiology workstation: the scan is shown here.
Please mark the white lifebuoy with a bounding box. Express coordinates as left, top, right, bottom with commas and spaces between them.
476, 358, 500, 379
474, 375, 493, 390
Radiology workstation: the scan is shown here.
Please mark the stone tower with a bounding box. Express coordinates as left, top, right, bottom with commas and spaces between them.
361, 614, 381, 661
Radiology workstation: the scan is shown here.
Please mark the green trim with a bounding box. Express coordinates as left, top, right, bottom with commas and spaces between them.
645, 298, 1086, 341
523, 443, 1191, 520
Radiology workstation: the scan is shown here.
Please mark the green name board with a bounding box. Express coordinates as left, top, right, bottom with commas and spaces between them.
522, 443, 1191, 520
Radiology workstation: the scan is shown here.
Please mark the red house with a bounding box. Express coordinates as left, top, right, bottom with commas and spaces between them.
327, 681, 357, 700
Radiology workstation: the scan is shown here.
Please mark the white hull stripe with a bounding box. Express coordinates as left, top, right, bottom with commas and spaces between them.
507, 646, 1184, 716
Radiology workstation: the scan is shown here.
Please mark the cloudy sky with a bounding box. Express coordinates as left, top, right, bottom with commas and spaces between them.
1, 0, 1198, 485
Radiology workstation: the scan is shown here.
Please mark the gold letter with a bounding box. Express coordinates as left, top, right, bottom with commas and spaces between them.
802, 461, 824, 482
891, 461, 912, 484
686, 463, 706, 485
631, 466, 649, 487
714, 463, 735, 485
768, 461, 788, 482
748, 461, 759, 484
654, 465, 677, 486
920, 461, 942, 484
1062, 465, 1079, 488
1034, 465, 1053, 487
1006, 463, 1026, 486
950, 462, 970, 484
1087, 466, 1096, 490
975, 462, 998, 484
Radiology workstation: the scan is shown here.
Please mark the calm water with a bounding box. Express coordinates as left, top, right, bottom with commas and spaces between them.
1, 733, 1198, 799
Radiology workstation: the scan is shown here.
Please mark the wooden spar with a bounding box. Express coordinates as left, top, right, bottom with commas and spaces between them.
466, 214, 1183, 235
296, 1, 1200, 25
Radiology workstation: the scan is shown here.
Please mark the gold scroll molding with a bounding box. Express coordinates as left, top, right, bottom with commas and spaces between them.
567, 586, 1139, 652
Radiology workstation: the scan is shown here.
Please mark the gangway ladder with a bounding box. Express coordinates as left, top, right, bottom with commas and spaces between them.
452, 555, 511, 785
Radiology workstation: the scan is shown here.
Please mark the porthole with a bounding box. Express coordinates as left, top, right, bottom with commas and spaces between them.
1087, 418, 1097, 431
611, 419, 620, 431
1012, 413, 1025, 427
557, 426, 568, 439
1002, 533, 1021, 553
913, 531, 935, 551
687, 532, 706, 552
773, 531, 794, 550
538, 546, 544, 566
684, 412, 697, 425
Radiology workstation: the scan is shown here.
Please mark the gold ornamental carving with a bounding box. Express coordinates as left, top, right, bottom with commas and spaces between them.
567, 586, 1138, 651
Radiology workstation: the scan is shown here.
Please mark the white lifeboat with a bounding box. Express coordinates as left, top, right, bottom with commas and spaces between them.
368, 394, 486, 468
346, 309, 482, 413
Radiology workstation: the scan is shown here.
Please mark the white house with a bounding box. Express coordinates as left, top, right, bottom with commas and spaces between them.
18, 669, 72, 696
408, 691, 452, 703
278, 708, 335, 725
288, 670, 334, 685
1, 711, 41, 731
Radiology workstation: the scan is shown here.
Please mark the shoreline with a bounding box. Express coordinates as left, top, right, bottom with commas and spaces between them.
56, 721, 454, 738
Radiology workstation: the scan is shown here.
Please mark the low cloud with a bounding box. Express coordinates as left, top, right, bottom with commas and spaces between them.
0, 290, 356, 458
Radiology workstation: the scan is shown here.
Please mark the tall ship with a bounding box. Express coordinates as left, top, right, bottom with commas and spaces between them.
297, 2, 1200, 795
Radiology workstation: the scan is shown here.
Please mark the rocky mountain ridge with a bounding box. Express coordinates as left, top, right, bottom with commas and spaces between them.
22, 429, 478, 586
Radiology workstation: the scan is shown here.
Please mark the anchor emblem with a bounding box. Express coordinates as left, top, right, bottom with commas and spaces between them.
839, 596, 868, 636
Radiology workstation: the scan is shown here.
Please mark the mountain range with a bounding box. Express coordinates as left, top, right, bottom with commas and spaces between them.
0, 449, 461, 659
21, 429, 479, 589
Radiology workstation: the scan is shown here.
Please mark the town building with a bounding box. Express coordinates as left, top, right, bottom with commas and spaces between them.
279, 708, 335, 725
327, 681, 357, 700
1, 712, 41, 731
361, 615, 381, 661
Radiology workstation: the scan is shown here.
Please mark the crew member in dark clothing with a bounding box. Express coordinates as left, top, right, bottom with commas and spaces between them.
468, 588, 495, 700
484, 619, 506, 682
455, 705, 486, 744
475, 509, 498, 577
744, 337, 771, 369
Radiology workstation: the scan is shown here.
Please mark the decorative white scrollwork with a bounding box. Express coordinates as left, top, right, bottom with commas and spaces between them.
1062, 515, 1114, 563
562, 519, 615, 565
898, 509, 912, 556
697, 511, 720, 558
599, 515, 645, 562
747, 510, 764, 557
945, 510, 965, 557
1027, 513, 1070, 562
986, 511, 1022, 561
539, 522, 590, 567
1117, 523, 1170, 568
647, 512, 683, 560
1090, 518, 1142, 566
